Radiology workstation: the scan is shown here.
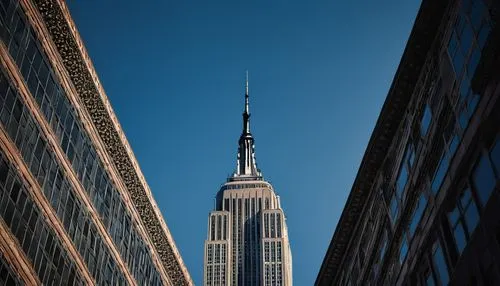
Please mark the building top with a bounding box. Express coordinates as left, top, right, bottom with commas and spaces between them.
31, 0, 193, 284
232, 72, 263, 181
315, 0, 450, 284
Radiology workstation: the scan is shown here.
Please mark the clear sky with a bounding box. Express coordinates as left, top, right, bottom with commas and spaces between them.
67, 1, 421, 284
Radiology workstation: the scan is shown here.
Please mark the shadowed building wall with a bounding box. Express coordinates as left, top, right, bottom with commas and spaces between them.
316, 0, 500, 285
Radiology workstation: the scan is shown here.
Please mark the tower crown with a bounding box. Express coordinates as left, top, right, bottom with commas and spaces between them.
234, 72, 262, 179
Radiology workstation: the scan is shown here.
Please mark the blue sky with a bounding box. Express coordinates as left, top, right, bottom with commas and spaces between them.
67, 1, 421, 284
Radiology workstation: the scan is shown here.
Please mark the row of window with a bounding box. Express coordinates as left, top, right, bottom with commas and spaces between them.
397, 1, 494, 281
340, 1, 495, 284
220, 182, 271, 191
263, 240, 283, 263
0, 68, 127, 285
0, 151, 84, 285
206, 243, 227, 265
205, 264, 226, 286
263, 212, 283, 238
393, 110, 499, 285
225, 194, 270, 285
263, 262, 283, 286
0, 250, 23, 285
0, 0, 164, 283
209, 213, 228, 241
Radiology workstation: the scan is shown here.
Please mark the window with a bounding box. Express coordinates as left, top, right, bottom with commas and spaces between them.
448, 31, 458, 58
432, 243, 449, 285
431, 154, 449, 194
394, 142, 415, 211
470, 0, 486, 30
472, 154, 496, 206
399, 233, 408, 264
390, 195, 398, 222
421, 105, 432, 136
490, 137, 500, 176
396, 167, 408, 198
468, 47, 480, 76
431, 130, 461, 195
425, 270, 436, 286
449, 188, 479, 254
409, 193, 427, 236
460, 22, 473, 56
478, 22, 491, 49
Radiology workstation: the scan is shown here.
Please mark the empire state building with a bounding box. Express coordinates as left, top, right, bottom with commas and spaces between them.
204, 76, 292, 286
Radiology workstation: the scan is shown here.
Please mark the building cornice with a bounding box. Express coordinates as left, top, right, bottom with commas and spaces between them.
315, 0, 450, 284
30, 0, 192, 284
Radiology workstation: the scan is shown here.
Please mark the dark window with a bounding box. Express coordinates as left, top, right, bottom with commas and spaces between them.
432, 243, 449, 285
390, 194, 398, 222
452, 48, 466, 75
470, 0, 485, 30
491, 137, 500, 176
400, 233, 408, 263
409, 193, 427, 236
478, 22, 491, 49
468, 47, 480, 76
448, 31, 459, 58
432, 154, 449, 194
472, 154, 496, 206
460, 22, 473, 55
449, 188, 479, 254
421, 105, 432, 136
396, 167, 408, 197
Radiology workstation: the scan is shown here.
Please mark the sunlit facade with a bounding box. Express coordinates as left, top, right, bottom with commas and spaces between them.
316, 0, 500, 285
0, 0, 192, 285
204, 78, 292, 286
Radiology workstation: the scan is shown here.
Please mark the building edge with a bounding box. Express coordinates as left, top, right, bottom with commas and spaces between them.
315, 0, 451, 284
29, 0, 193, 284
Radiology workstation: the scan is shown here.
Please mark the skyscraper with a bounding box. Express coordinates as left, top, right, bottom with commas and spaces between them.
0, 0, 191, 285
316, 0, 500, 285
204, 76, 292, 286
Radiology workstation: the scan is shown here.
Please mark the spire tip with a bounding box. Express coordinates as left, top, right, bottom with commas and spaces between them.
245, 70, 249, 96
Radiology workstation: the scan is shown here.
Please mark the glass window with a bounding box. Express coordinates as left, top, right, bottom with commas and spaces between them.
432, 154, 449, 194
478, 22, 491, 49
490, 137, 500, 176
425, 271, 436, 286
409, 193, 427, 236
449, 188, 480, 254
390, 195, 398, 222
460, 22, 473, 55
467, 47, 480, 76
433, 243, 449, 285
470, 0, 485, 30
472, 154, 496, 206
448, 138, 459, 161
448, 31, 458, 58
452, 49, 465, 75
421, 105, 432, 136
400, 235, 408, 263
460, 74, 471, 101
396, 166, 408, 197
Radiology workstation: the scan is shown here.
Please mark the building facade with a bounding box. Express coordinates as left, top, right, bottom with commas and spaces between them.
204, 78, 292, 286
316, 0, 500, 285
0, 0, 192, 285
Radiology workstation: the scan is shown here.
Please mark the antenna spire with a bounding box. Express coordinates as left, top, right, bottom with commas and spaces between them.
234, 71, 261, 178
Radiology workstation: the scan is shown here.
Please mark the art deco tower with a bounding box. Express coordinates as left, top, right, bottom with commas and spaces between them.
204, 76, 292, 286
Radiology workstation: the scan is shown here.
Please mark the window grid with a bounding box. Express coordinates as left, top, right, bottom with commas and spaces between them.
0, 0, 163, 284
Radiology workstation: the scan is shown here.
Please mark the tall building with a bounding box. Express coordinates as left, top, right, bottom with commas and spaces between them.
0, 0, 192, 285
204, 76, 292, 286
316, 0, 500, 285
